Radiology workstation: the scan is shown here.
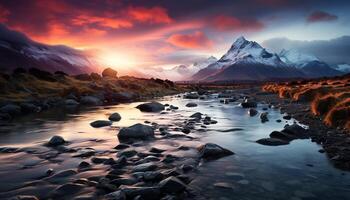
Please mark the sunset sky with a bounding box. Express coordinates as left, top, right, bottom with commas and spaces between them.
0, 0, 349, 71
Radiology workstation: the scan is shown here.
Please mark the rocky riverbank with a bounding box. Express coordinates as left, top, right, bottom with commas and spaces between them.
0, 67, 182, 122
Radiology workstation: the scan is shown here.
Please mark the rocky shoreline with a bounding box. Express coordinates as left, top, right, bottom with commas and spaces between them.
250, 88, 350, 170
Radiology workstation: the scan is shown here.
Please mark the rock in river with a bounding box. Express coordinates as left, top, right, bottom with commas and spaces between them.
118, 123, 154, 139
159, 176, 186, 194
197, 143, 234, 159
136, 102, 165, 112
281, 124, 308, 139
241, 99, 257, 108
260, 112, 269, 123
248, 108, 258, 116
90, 120, 112, 128
185, 103, 197, 107
256, 138, 289, 146
47, 135, 66, 146
109, 113, 122, 121
80, 96, 103, 106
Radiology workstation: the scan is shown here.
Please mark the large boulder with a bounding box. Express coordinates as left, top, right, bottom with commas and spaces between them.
102, 68, 118, 78
0, 104, 21, 116
281, 124, 309, 139
80, 96, 103, 106
241, 99, 257, 108
197, 143, 234, 159
118, 123, 154, 139
90, 120, 112, 128
248, 108, 258, 116
136, 102, 165, 112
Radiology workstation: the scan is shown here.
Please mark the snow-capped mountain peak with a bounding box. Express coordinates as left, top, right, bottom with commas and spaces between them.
218, 36, 286, 67
279, 49, 319, 67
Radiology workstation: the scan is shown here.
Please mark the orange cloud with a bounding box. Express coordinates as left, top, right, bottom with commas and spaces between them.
72, 15, 133, 29
167, 31, 213, 49
128, 6, 173, 24
211, 15, 264, 31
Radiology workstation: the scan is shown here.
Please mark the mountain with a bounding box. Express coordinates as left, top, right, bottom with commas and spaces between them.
192, 36, 304, 81
279, 49, 342, 77
0, 24, 98, 74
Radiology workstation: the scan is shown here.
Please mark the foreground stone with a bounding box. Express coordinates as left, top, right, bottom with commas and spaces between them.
248, 108, 258, 116
260, 112, 269, 123
159, 176, 186, 194
197, 143, 234, 159
256, 138, 289, 146
105, 190, 126, 200
118, 124, 155, 139
120, 186, 161, 200
90, 120, 112, 128
241, 99, 257, 108
282, 124, 309, 139
185, 103, 197, 107
80, 96, 103, 106
109, 113, 122, 121
47, 135, 66, 146
136, 102, 165, 112
184, 93, 199, 99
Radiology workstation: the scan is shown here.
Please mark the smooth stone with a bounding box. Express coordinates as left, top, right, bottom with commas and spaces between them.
120, 186, 161, 199
132, 162, 157, 172
47, 135, 66, 146
117, 149, 137, 158
190, 112, 202, 119
109, 113, 122, 121
52, 183, 84, 196
197, 143, 234, 159
241, 100, 257, 108
282, 124, 308, 139
78, 161, 91, 169
269, 131, 294, 141
65, 99, 79, 106
256, 138, 289, 146
248, 108, 258, 116
136, 102, 165, 112
105, 190, 126, 200
214, 182, 234, 189
80, 96, 103, 106
185, 103, 197, 107
114, 143, 130, 150
184, 93, 199, 99
90, 120, 112, 128
260, 112, 269, 123
118, 123, 154, 139
143, 171, 164, 181
149, 147, 165, 153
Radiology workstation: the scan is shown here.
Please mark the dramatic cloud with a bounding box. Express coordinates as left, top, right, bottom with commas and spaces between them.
307, 11, 338, 23
127, 6, 173, 24
211, 15, 264, 31
167, 31, 213, 49
262, 36, 350, 65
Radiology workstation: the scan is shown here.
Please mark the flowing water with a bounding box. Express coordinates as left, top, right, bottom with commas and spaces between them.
0, 94, 349, 200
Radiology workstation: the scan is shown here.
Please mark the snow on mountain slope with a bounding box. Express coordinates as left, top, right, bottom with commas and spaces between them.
0, 24, 98, 74
279, 49, 319, 68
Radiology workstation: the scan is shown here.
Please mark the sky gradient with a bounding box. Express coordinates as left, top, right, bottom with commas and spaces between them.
0, 0, 349, 71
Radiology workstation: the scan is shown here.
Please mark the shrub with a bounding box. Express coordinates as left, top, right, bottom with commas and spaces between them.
324, 98, 350, 129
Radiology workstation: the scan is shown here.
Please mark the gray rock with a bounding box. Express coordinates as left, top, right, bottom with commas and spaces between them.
282, 124, 308, 139
105, 190, 126, 200
80, 96, 103, 106
260, 112, 269, 123
52, 183, 84, 196
269, 131, 294, 141
120, 186, 160, 200
241, 99, 257, 108
0, 104, 21, 116
159, 176, 186, 194
256, 138, 289, 146
9, 195, 39, 200
65, 99, 79, 106
136, 102, 165, 112
109, 113, 122, 121
248, 108, 258, 116
118, 124, 154, 139
132, 162, 157, 172
117, 149, 137, 158
184, 93, 199, 99
197, 143, 234, 159
47, 135, 66, 146
190, 112, 202, 119
143, 171, 163, 181
185, 103, 197, 107
90, 120, 112, 128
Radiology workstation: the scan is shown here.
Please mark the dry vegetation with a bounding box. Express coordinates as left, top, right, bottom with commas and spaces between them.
263, 75, 350, 130
0, 69, 181, 103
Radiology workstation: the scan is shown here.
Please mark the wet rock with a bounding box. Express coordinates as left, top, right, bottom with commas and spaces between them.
73, 149, 95, 157
190, 112, 202, 119
276, 119, 282, 123
109, 113, 122, 121
256, 138, 289, 146
283, 115, 292, 120
102, 67, 118, 78
159, 176, 186, 194
52, 183, 84, 196
118, 124, 154, 139
136, 102, 165, 112
46, 168, 54, 176
181, 128, 191, 134
110, 178, 138, 186
197, 143, 234, 159
114, 143, 130, 150
80, 96, 103, 106
281, 124, 308, 139
0, 104, 21, 116
20, 103, 40, 113
241, 99, 257, 108
143, 171, 164, 181
117, 149, 137, 158
180, 164, 194, 172
120, 186, 161, 200
132, 162, 157, 172
97, 178, 118, 191
10, 195, 39, 200
78, 161, 91, 169
47, 135, 66, 146
169, 105, 178, 110
105, 190, 126, 200
65, 99, 79, 106
248, 108, 258, 116
150, 147, 165, 153
214, 182, 234, 189
91, 157, 110, 164
90, 120, 112, 128
185, 103, 197, 107
50, 169, 77, 179
184, 93, 199, 99
260, 112, 269, 123
269, 131, 294, 141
